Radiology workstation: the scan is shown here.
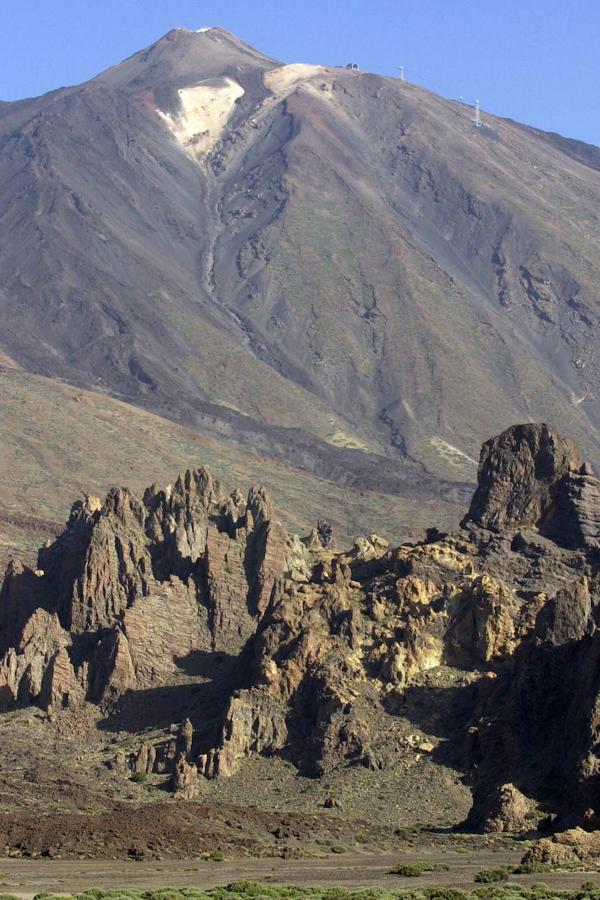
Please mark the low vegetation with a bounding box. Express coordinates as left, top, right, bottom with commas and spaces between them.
475, 869, 511, 884
12, 881, 600, 900
388, 863, 452, 876
129, 773, 148, 784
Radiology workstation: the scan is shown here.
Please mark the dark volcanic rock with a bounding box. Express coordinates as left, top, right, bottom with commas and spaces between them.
464, 423, 582, 532
465, 422, 600, 550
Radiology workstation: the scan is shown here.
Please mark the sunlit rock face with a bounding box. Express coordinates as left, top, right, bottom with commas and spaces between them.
2, 423, 600, 834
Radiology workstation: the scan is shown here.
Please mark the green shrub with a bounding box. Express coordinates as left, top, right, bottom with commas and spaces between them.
221, 885, 306, 898
129, 772, 148, 784
330, 845, 347, 854
475, 869, 510, 883
417, 890, 471, 900
210, 851, 225, 862
388, 862, 451, 876
512, 862, 551, 875
145, 893, 187, 900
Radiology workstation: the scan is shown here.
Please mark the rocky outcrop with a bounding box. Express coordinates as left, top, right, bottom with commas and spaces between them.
465, 423, 600, 549
468, 783, 534, 833
0, 467, 287, 712
198, 691, 288, 779
465, 423, 580, 533
0, 609, 79, 709
2, 423, 600, 829
171, 755, 201, 799
523, 829, 600, 866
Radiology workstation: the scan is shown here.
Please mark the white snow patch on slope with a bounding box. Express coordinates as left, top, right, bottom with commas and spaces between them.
264, 64, 329, 99
157, 77, 244, 160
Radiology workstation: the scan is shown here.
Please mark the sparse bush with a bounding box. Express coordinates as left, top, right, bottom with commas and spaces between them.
475, 868, 510, 883
29, 878, 600, 900
388, 862, 451, 876
417, 890, 470, 900
330, 845, 347, 854
129, 772, 148, 784
145, 893, 187, 900
210, 851, 225, 862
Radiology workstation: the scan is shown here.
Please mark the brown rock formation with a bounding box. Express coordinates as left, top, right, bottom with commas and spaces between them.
465, 422, 600, 549
469, 783, 534, 833
2, 422, 600, 829
524, 829, 600, 866
465, 423, 580, 532
0, 466, 287, 713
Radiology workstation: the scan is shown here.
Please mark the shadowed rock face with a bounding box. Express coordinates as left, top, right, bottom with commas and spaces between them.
0, 467, 287, 712
465, 423, 600, 549
465, 423, 582, 532
2, 422, 600, 832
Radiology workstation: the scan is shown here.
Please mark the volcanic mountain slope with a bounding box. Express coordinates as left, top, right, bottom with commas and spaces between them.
0, 362, 460, 574
2, 26, 600, 507
3, 422, 600, 857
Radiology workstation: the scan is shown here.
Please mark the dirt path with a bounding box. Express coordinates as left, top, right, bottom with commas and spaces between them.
3, 849, 600, 897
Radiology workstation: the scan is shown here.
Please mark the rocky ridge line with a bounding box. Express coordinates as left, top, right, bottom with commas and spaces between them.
2, 423, 600, 837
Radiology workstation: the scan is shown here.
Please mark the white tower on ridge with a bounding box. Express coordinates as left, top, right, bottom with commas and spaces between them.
473, 99, 483, 127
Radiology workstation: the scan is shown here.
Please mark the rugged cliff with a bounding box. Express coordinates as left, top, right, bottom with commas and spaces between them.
2, 422, 600, 839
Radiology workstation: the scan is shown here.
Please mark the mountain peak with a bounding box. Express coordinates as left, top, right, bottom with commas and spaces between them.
96, 26, 279, 92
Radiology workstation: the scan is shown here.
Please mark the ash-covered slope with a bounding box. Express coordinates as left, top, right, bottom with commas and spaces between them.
1, 28, 600, 495
3, 422, 600, 837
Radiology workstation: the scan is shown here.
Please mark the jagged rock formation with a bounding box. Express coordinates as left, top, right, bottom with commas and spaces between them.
464, 422, 600, 549
469, 783, 534, 834
0, 467, 288, 711
2, 422, 600, 835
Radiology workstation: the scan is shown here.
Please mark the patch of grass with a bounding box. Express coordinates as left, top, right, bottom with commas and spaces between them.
210, 851, 225, 862
388, 862, 452, 876
416, 891, 470, 900
24, 882, 600, 900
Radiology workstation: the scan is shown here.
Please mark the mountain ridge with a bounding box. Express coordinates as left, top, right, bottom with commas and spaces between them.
1, 28, 600, 559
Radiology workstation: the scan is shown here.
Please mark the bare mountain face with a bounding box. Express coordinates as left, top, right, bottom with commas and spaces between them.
2, 27, 600, 519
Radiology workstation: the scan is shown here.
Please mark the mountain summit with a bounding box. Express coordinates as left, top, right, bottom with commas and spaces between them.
1, 29, 600, 548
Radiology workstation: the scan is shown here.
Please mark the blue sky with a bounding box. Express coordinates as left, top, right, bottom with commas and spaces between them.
1, 0, 599, 147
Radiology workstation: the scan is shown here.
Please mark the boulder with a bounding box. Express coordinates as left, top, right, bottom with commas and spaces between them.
468, 783, 534, 833
464, 423, 581, 533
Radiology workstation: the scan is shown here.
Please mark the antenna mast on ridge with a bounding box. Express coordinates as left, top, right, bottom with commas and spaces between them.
473, 98, 482, 127
399, 65, 405, 82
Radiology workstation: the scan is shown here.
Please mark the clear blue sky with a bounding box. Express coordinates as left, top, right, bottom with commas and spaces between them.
1, 0, 599, 147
